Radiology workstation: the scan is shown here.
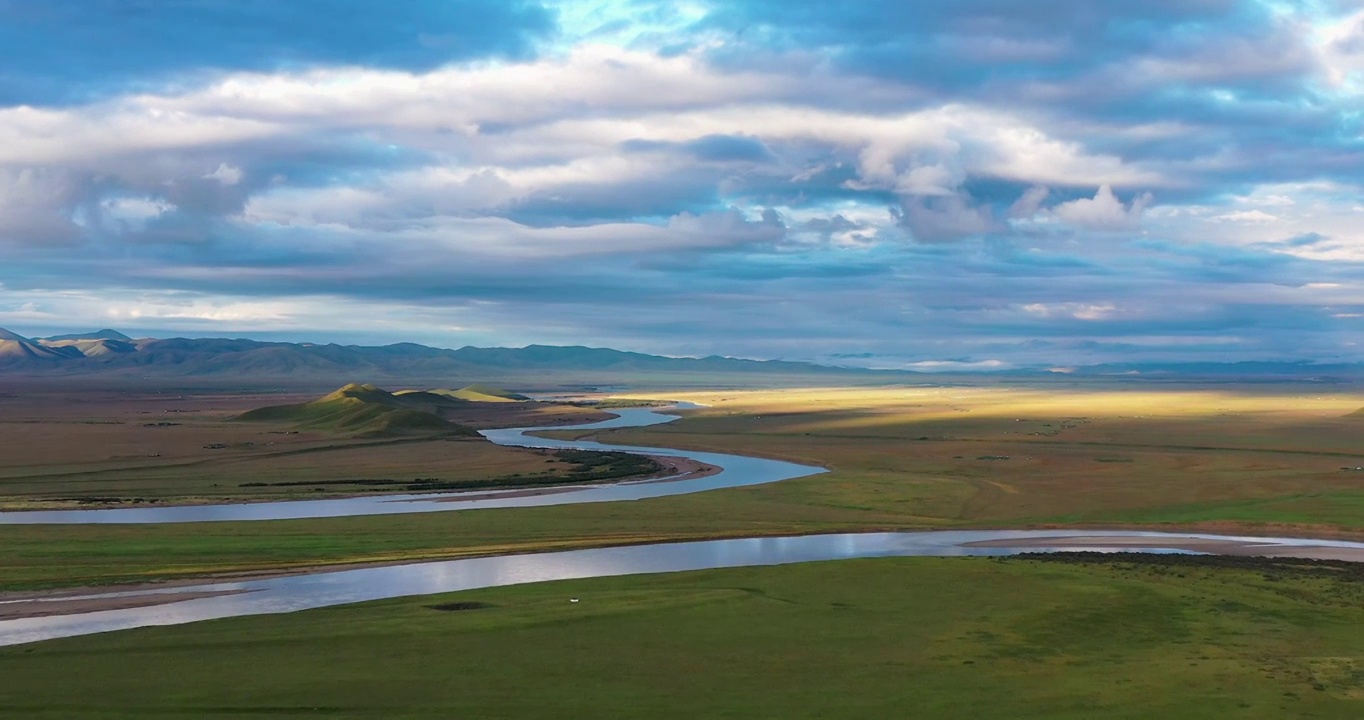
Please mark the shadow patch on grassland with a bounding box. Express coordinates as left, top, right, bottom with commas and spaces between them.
425, 601, 496, 612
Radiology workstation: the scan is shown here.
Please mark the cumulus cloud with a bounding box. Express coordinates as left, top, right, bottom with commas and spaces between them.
1050, 185, 1154, 231
204, 164, 244, 185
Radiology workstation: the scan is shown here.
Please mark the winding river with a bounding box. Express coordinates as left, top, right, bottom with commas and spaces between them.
4, 405, 1364, 647
0, 406, 820, 524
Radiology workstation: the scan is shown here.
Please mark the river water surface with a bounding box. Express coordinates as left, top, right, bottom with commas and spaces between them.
7, 529, 1364, 646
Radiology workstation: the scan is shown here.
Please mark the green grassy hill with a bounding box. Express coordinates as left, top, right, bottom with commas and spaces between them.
236, 383, 480, 437
414, 384, 530, 403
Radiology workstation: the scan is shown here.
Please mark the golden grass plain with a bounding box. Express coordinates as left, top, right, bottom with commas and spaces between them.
590, 384, 1364, 528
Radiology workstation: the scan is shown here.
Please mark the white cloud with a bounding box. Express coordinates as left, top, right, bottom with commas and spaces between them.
100, 197, 174, 226
1051, 185, 1153, 230
0, 103, 279, 167
1021, 302, 1119, 320
1215, 209, 1279, 223
1315, 9, 1364, 93
240, 208, 786, 261
905, 358, 1011, 371
1234, 193, 1295, 206
893, 163, 964, 196
204, 163, 244, 185
0, 46, 1163, 197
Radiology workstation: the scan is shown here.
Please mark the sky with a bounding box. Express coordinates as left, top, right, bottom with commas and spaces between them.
1, 0, 1362, 369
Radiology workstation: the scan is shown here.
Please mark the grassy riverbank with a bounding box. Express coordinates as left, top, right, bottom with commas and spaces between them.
6, 555, 1364, 718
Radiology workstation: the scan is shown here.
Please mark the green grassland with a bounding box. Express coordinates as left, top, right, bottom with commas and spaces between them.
6, 555, 1364, 719
6, 384, 1364, 591
411, 383, 530, 402
0, 437, 625, 510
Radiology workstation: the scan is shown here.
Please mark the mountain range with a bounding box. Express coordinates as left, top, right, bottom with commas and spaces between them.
3, 327, 1359, 385
0, 327, 887, 384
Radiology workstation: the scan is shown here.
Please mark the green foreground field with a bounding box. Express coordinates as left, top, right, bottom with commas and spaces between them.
6, 555, 1364, 719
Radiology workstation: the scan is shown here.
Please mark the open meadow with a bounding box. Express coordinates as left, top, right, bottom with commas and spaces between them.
598, 384, 1364, 531
6, 554, 1364, 718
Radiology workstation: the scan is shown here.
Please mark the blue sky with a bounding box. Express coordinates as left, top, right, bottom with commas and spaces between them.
1, 0, 1362, 368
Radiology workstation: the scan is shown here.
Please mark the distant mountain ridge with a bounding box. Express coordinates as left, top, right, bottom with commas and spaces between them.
0, 328, 83, 362
0, 327, 881, 381
5, 327, 1356, 383
41, 329, 133, 342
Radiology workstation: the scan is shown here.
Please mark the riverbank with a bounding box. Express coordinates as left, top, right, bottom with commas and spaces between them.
963, 533, 1364, 560
0, 589, 251, 621
7, 555, 1364, 717
7, 527, 1364, 623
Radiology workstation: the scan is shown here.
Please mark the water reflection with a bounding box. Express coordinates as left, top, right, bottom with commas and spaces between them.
6, 529, 1364, 646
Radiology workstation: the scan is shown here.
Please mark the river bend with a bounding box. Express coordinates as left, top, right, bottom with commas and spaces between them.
0, 406, 820, 524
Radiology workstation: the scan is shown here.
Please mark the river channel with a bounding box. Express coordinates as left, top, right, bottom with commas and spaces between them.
0, 406, 820, 524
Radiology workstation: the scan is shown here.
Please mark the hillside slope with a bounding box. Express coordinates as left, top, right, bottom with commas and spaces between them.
235, 383, 480, 438
413, 384, 530, 403
0, 328, 82, 362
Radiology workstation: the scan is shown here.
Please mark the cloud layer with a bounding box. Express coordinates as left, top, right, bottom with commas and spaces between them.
1, 0, 1362, 367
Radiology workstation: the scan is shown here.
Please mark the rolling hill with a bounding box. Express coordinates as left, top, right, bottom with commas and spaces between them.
409, 384, 530, 403
235, 383, 481, 438
0, 328, 82, 362
38, 338, 138, 357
